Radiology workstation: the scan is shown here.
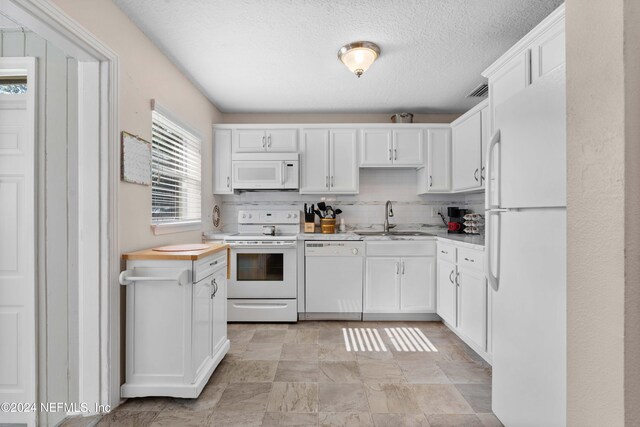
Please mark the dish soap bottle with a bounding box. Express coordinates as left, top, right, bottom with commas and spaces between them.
339, 218, 346, 232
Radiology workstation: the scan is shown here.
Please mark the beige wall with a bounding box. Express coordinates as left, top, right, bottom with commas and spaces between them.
222, 112, 460, 124
51, 0, 223, 254
567, 0, 640, 425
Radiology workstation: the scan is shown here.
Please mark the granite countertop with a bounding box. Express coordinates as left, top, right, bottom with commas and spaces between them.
298, 229, 484, 249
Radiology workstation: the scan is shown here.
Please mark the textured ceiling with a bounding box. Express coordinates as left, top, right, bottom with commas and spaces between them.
113, 0, 564, 114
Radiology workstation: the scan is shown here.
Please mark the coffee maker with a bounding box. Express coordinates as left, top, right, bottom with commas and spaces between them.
447, 207, 468, 234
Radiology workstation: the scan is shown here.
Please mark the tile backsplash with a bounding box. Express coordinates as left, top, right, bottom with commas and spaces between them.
215, 169, 485, 232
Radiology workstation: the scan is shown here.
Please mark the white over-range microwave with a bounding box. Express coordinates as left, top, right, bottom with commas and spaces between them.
232, 152, 299, 190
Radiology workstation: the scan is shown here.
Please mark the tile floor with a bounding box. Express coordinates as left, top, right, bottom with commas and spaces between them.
92, 321, 503, 427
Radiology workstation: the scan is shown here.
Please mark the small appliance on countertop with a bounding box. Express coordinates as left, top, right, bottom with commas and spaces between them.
447, 207, 468, 234
224, 209, 301, 322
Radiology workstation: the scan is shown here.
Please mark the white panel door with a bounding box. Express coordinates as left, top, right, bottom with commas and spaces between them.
192, 277, 212, 379
360, 129, 392, 166
426, 128, 451, 192
364, 257, 399, 313
452, 111, 482, 191
392, 129, 423, 166
0, 58, 36, 427
400, 257, 436, 313
495, 67, 566, 209
329, 129, 358, 193
457, 267, 487, 351
213, 129, 233, 194
211, 269, 227, 354
266, 129, 298, 152
233, 129, 266, 152
300, 129, 330, 193
436, 259, 457, 326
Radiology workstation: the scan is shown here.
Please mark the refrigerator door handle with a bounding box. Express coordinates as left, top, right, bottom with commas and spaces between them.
485, 130, 501, 210
485, 209, 504, 292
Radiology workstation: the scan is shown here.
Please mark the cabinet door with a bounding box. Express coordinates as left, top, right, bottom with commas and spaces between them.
400, 257, 436, 313
211, 269, 227, 355
530, 19, 565, 84
233, 129, 266, 152
364, 257, 399, 313
457, 267, 487, 352
266, 129, 298, 152
452, 111, 482, 191
213, 129, 233, 194
330, 129, 358, 193
426, 128, 451, 192
360, 129, 392, 166
192, 278, 213, 379
488, 52, 529, 134
392, 129, 423, 166
300, 129, 330, 193
436, 259, 457, 326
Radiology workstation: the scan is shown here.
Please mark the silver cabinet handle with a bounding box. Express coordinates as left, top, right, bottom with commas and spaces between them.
474, 168, 479, 182
440, 250, 448, 254
429, 175, 433, 188
401, 261, 405, 275
326, 176, 329, 188
464, 257, 475, 263
262, 135, 266, 148
396, 262, 400, 275
449, 270, 454, 283
388, 148, 392, 161
281, 162, 285, 185
226, 176, 230, 188
455, 272, 460, 287
212, 278, 218, 297
481, 166, 485, 182
268, 135, 272, 148
331, 176, 334, 187
209, 260, 218, 266
210, 278, 215, 299
394, 148, 397, 161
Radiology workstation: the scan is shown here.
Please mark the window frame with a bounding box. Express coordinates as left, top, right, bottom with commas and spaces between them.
150, 101, 203, 235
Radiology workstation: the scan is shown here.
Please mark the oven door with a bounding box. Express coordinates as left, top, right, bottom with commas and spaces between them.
229, 245, 297, 298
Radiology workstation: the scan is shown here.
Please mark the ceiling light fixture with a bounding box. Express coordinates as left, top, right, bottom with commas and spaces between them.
338, 41, 381, 78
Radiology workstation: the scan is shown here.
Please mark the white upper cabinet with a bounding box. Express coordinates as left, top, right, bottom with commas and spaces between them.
233, 128, 297, 153
213, 129, 233, 194
418, 128, 451, 193
480, 105, 490, 188
300, 128, 358, 194
329, 130, 358, 193
487, 53, 529, 135
392, 129, 424, 166
530, 18, 565, 84
360, 128, 423, 167
360, 129, 392, 166
452, 107, 483, 191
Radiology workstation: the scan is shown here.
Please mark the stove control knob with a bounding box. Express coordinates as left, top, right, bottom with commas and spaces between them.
352, 248, 359, 255
247, 214, 252, 219
242, 214, 246, 219
287, 213, 292, 219
293, 213, 297, 218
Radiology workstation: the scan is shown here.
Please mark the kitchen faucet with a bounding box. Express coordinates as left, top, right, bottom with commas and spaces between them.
384, 200, 396, 232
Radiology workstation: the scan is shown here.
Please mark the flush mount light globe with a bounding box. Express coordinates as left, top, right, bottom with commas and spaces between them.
338, 41, 381, 78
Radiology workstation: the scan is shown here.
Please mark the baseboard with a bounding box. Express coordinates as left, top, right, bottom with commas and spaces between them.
362, 313, 441, 321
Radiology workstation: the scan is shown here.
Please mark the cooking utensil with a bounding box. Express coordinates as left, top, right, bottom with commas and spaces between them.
334, 209, 342, 217
314, 209, 323, 218
317, 202, 326, 212
304, 203, 308, 215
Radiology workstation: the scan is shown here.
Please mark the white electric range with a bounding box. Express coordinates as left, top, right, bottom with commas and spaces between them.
224, 210, 300, 322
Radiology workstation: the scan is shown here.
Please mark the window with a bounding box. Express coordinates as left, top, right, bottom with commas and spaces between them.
151, 109, 201, 231
0, 76, 27, 94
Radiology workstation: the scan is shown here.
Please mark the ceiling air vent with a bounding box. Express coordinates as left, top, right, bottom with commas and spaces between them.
467, 83, 489, 98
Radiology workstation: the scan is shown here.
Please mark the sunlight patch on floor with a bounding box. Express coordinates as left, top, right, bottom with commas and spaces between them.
342, 327, 438, 352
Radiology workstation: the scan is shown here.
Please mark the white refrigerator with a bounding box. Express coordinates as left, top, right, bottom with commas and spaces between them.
485, 66, 566, 427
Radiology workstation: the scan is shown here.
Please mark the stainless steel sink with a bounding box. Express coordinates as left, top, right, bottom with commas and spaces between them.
354, 230, 435, 237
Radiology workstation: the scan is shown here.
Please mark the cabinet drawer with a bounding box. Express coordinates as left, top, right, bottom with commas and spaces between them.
458, 247, 484, 271
437, 242, 456, 263
193, 251, 227, 283
366, 240, 436, 257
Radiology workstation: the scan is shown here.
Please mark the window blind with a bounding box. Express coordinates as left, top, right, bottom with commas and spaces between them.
151, 110, 201, 225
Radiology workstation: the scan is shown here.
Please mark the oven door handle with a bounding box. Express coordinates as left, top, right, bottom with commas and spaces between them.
228, 243, 298, 249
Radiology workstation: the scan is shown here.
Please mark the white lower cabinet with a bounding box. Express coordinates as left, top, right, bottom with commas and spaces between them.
121, 251, 229, 398
436, 241, 489, 360
364, 241, 436, 316
436, 258, 457, 326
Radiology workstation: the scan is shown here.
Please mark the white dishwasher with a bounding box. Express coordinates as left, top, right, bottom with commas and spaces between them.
305, 241, 364, 320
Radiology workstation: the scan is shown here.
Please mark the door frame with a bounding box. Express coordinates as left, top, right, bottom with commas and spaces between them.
1, 0, 120, 410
